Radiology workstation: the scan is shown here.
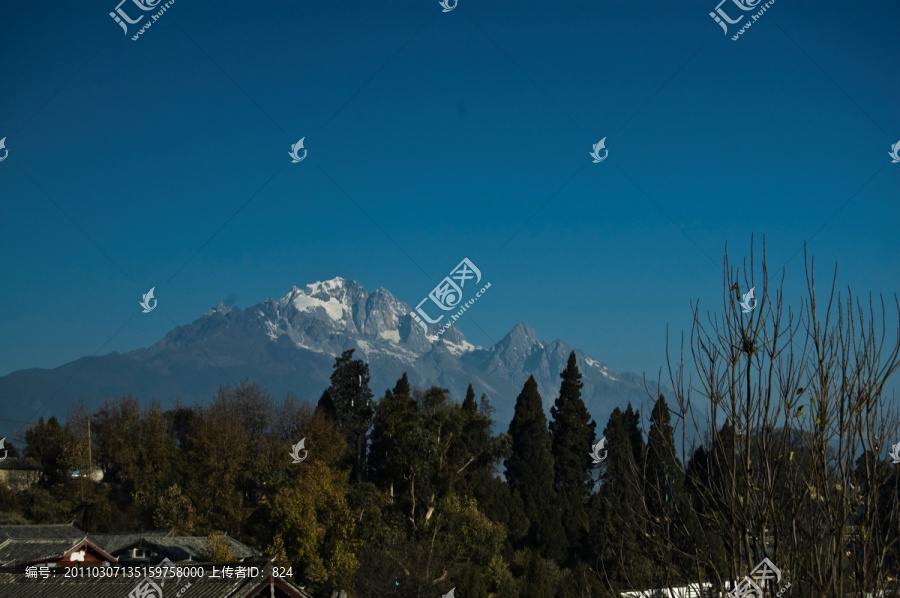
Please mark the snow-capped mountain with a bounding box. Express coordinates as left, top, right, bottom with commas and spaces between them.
0, 278, 657, 431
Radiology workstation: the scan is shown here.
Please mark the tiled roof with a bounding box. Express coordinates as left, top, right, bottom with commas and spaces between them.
90, 530, 174, 554
148, 536, 261, 561
92, 533, 260, 562
0, 560, 313, 598
0, 539, 85, 565
0, 525, 260, 566
0, 537, 117, 567
0, 524, 82, 541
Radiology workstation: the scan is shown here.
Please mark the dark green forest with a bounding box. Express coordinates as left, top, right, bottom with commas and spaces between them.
2, 348, 899, 597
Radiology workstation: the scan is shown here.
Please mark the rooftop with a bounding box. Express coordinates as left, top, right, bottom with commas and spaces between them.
0, 524, 82, 541
0, 525, 260, 566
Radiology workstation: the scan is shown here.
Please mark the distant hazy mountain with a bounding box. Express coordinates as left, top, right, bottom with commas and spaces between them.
0, 278, 658, 432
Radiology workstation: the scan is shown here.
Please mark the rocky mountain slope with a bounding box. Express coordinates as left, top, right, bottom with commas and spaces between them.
0, 278, 658, 431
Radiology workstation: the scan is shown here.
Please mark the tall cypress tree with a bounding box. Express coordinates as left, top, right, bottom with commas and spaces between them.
462, 384, 477, 413
368, 373, 418, 493
548, 351, 596, 562
506, 376, 565, 560
316, 349, 374, 483
685, 422, 735, 575
589, 405, 653, 589
645, 394, 691, 582
626, 404, 644, 465
315, 389, 336, 420
454, 384, 500, 500
392, 372, 411, 398
646, 395, 679, 521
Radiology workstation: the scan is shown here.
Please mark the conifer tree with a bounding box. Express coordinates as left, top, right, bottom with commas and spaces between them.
367, 388, 396, 489
392, 372, 411, 398
317, 349, 374, 483
684, 422, 735, 576
315, 389, 336, 421
454, 386, 502, 502
626, 404, 644, 465
462, 383, 477, 413
368, 374, 416, 494
505, 376, 565, 560
644, 394, 692, 583
589, 405, 652, 590
548, 351, 596, 562
646, 396, 679, 522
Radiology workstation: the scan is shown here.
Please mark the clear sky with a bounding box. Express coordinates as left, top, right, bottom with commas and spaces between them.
0, 0, 897, 392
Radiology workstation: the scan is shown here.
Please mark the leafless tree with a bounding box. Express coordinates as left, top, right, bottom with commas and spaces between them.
657, 240, 900, 598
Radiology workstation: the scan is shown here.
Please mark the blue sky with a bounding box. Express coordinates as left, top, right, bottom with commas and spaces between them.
0, 0, 897, 396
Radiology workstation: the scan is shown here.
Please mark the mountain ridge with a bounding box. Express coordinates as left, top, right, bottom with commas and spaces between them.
0, 277, 658, 433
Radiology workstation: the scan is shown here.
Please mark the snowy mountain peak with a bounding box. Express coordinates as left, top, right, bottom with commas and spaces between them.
303, 277, 349, 296
0, 276, 660, 434
245, 279, 434, 363
288, 287, 351, 323
180, 280, 637, 408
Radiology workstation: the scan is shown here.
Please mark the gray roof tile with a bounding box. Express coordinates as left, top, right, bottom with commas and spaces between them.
0, 525, 261, 568
0, 539, 84, 565
90, 530, 174, 554
0, 524, 82, 541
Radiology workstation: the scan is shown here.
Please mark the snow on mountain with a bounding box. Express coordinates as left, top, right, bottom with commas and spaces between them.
0, 278, 658, 432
